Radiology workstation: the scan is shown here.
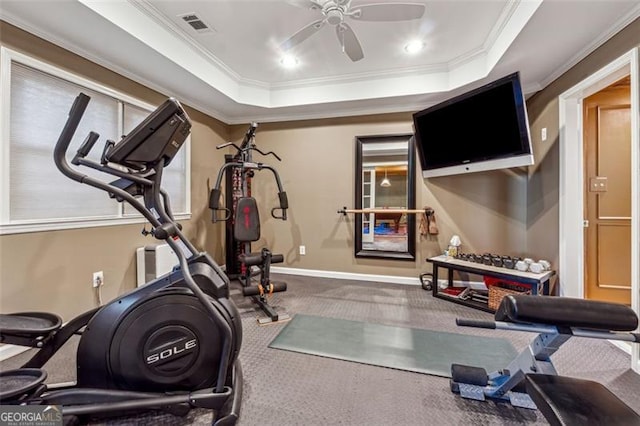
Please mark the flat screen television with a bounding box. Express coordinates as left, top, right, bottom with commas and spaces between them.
412, 72, 533, 178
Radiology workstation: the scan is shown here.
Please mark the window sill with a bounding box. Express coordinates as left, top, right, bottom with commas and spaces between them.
0, 213, 192, 236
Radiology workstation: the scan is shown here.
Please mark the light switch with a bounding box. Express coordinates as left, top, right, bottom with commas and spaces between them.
589, 176, 608, 192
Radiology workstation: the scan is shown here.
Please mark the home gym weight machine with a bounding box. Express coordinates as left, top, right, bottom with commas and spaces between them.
0, 93, 243, 425
209, 123, 290, 324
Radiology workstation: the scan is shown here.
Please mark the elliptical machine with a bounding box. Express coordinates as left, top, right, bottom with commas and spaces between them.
0, 93, 243, 425
209, 123, 289, 324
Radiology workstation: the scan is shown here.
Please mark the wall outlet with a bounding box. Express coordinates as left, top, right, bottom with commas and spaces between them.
93, 271, 104, 288
541, 127, 547, 141
299, 245, 306, 255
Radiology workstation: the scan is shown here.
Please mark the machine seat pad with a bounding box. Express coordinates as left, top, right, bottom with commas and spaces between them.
525, 374, 640, 426
495, 295, 638, 331
240, 252, 284, 267
0, 312, 63, 336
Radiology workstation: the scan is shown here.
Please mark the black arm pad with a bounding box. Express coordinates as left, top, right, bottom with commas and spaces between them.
239, 253, 263, 266
278, 191, 288, 209
239, 252, 284, 266
209, 189, 221, 209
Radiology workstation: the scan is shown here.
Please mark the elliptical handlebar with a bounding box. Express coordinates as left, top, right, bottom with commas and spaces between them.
54, 93, 164, 230
53, 93, 199, 253
53, 93, 91, 184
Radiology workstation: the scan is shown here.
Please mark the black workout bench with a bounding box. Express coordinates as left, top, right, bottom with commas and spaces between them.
452, 294, 640, 425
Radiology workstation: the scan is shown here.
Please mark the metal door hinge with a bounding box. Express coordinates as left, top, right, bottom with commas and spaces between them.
583, 220, 589, 228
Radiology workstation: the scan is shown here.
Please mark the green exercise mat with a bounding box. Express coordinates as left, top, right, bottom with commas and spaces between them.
269, 314, 517, 377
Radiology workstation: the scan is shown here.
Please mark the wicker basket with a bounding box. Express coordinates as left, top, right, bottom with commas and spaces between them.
488, 284, 530, 311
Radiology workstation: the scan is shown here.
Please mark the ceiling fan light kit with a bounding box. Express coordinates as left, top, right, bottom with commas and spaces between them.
280, 54, 300, 68
404, 40, 425, 54
281, 0, 426, 62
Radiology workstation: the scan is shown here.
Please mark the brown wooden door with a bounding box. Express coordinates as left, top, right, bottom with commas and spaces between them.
583, 78, 631, 304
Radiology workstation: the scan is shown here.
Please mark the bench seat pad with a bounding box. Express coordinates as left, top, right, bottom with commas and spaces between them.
525, 374, 640, 426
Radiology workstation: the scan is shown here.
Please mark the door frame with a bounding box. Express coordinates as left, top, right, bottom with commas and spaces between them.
558, 48, 639, 371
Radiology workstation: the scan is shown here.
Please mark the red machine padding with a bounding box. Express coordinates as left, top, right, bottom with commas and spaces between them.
495, 294, 638, 331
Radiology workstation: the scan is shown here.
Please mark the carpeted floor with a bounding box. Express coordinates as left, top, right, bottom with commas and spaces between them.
2, 273, 639, 425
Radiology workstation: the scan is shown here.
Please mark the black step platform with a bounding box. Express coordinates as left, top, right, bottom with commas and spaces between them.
525, 374, 640, 426
0, 368, 47, 401
0, 312, 62, 336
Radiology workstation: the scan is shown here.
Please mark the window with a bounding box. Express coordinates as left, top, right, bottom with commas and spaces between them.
0, 48, 191, 234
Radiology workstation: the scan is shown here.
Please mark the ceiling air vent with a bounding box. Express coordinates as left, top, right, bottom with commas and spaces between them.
179, 13, 214, 34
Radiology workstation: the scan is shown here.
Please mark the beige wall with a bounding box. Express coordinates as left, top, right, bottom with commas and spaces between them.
525, 17, 640, 293
230, 117, 528, 278
0, 22, 229, 320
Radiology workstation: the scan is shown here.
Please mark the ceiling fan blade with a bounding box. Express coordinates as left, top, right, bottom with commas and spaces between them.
351, 3, 426, 22
280, 19, 326, 51
284, 0, 323, 10
336, 23, 364, 62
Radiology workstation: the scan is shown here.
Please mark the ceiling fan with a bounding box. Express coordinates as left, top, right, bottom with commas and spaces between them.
281, 0, 426, 62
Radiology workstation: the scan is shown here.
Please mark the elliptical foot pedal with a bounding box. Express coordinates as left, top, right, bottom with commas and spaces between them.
0, 368, 47, 402
0, 312, 62, 336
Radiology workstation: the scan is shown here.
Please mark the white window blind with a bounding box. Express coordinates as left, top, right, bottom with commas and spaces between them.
10, 64, 121, 221
1, 49, 190, 234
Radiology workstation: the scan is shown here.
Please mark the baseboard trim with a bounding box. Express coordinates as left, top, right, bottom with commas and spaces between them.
0, 344, 30, 362
270, 266, 421, 286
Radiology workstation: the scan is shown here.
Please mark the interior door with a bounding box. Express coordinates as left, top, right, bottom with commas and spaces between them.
583, 78, 631, 304
362, 168, 375, 243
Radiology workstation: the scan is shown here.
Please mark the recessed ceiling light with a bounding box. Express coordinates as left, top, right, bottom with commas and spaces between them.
280, 54, 299, 68
404, 40, 424, 54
